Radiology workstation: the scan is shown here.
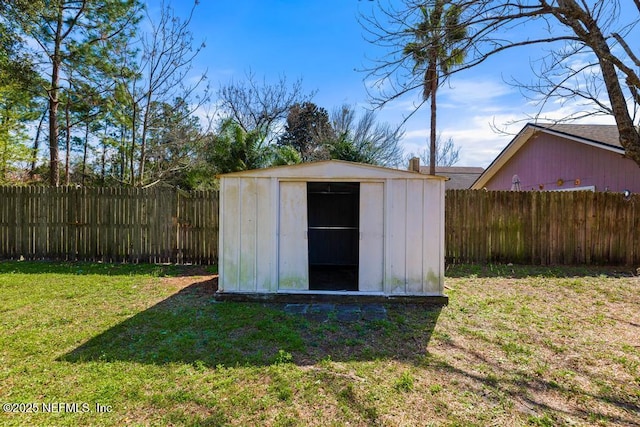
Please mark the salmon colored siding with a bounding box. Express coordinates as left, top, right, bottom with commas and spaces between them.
484, 133, 640, 192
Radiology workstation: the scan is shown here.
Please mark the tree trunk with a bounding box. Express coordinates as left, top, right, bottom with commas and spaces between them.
130, 103, 136, 186
599, 55, 640, 166
120, 123, 127, 182
101, 128, 107, 185
64, 98, 71, 185
48, 13, 63, 187
429, 64, 437, 176
557, 0, 640, 167
30, 108, 47, 178
82, 120, 89, 186
0, 117, 7, 182
138, 91, 153, 186
49, 81, 60, 187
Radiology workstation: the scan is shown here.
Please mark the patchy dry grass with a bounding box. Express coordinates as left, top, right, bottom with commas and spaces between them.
0, 261, 638, 426
434, 264, 640, 426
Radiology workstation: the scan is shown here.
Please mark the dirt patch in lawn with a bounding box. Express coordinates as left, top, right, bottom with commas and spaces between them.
156, 265, 218, 293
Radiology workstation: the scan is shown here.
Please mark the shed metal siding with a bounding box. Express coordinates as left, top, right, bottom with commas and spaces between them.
218, 161, 446, 296
239, 178, 257, 290
386, 179, 407, 294
277, 181, 309, 291
220, 177, 239, 291
405, 179, 425, 294
256, 178, 276, 291
423, 179, 445, 293
358, 182, 384, 292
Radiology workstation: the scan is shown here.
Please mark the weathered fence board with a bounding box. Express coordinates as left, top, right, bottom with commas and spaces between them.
1, 187, 638, 266
0, 187, 219, 264
445, 190, 640, 265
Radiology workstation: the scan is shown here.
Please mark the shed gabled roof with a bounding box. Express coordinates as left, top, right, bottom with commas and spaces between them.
471, 123, 623, 189
220, 159, 447, 180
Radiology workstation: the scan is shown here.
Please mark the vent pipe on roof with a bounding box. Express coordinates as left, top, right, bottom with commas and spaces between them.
409, 157, 420, 173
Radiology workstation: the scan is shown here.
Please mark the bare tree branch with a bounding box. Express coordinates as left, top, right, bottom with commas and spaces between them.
362, 0, 640, 166
217, 72, 316, 143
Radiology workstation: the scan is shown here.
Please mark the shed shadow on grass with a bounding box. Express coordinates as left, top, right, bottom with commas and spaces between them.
60, 278, 442, 367
425, 340, 640, 427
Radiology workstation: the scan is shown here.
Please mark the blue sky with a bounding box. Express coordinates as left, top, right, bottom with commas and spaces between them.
152, 0, 629, 168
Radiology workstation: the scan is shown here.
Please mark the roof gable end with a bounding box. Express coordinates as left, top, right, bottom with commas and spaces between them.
220, 160, 446, 180
472, 123, 624, 189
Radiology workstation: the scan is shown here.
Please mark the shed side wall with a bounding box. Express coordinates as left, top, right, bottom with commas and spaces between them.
220, 177, 240, 291
358, 182, 384, 292
255, 178, 277, 292
220, 177, 278, 292
423, 179, 445, 293
384, 179, 444, 295
406, 179, 425, 293
220, 171, 445, 296
239, 178, 257, 290
278, 181, 309, 290
386, 179, 407, 294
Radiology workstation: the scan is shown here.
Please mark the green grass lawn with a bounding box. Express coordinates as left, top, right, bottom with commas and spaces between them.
0, 262, 638, 426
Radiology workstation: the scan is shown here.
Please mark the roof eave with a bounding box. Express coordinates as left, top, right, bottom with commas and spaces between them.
528, 123, 625, 154
471, 124, 537, 189
471, 123, 626, 190
219, 159, 447, 180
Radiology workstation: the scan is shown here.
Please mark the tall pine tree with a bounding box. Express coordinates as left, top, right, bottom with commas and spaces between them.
3, 0, 141, 186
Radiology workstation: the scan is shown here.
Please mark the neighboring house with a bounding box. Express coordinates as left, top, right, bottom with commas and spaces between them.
421, 166, 484, 190
471, 123, 640, 193
407, 158, 484, 189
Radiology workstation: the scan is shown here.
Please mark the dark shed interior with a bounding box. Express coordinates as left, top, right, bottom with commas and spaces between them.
307, 182, 360, 291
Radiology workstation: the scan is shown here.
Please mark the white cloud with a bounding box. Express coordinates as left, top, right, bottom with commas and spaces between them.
404, 128, 428, 140
346, 64, 621, 169
396, 77, 526, 165
398, 114, 516, 167
439, 77, 515, 106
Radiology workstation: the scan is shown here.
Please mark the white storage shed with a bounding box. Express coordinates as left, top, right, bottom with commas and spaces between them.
216, 160, 447, 302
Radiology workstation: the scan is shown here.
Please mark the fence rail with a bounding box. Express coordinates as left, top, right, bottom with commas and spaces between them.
445, 190, 640, 265
1, 187, 638, 266
0, 186, 218, 264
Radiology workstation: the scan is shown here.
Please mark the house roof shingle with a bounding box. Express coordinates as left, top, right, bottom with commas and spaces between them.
532, 123, 621, 149
419, 166, 485, 189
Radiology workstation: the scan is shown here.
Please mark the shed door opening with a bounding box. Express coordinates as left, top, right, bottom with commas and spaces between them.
307, 182, 359, 291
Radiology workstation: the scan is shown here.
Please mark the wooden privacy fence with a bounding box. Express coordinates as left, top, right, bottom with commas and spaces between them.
0, 186, 219, 264
1, 187, 639, 266
445, 190, 640, 265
